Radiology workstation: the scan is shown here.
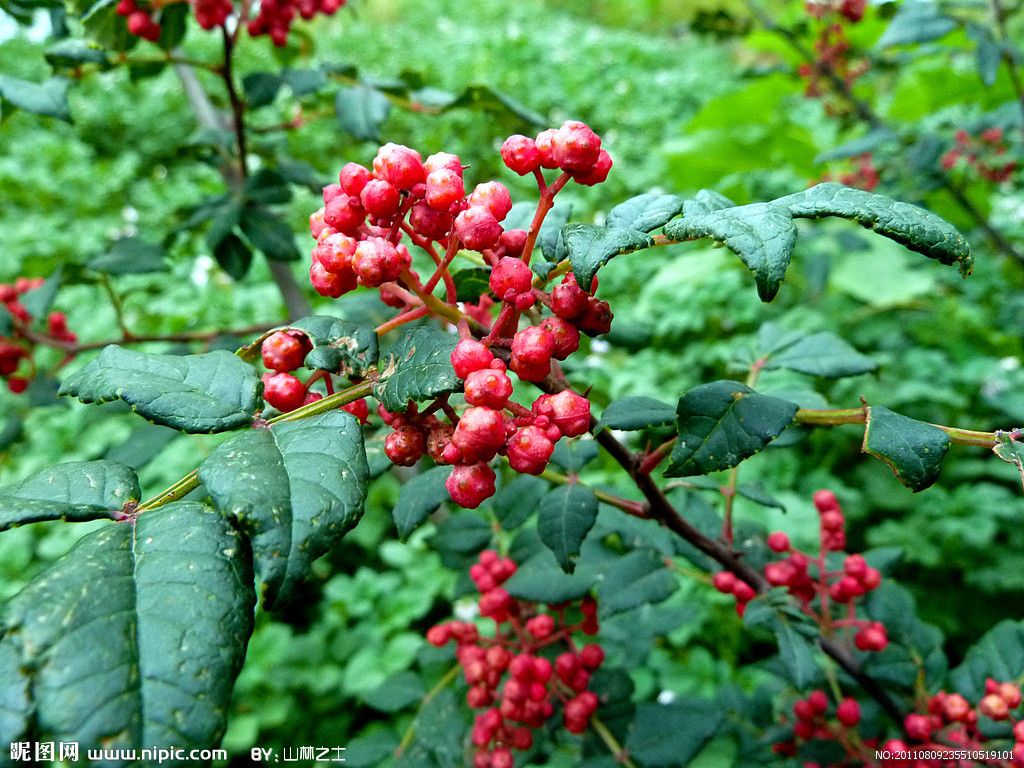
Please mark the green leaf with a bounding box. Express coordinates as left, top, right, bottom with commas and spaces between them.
598, 396, 675, 431
968, 24, 1002, 87
240, 206, 299, 261
244, 168, 292, 206
744, 597, 819, 687
562, 223, 654, 293
412, 689, 466, 762
199, 411, 368, 608
104, 423, 179, 470
243, 72, 283, 108
156, 1, 187, 49
537, 485, 598, 574
0, 502, 254, 751
0, 641, 29, 744
240, 316, 379, 376
606, 193, 685, 233
60, 347, 261, 433
0, 75, 71, 122
204, 199, 242, 250
442, 83, 545, 126
863, 405, 950, 491
950, 621, 1024, 702
493, 475, 548, 530
503, 550, 598, 604
599, 549, 676, 615
88, 236, 167, 274
665, 381, 798, 477
44, 39, 109, 67
0, 460, 139, 532
19, 268, 61, 319
737, 484, 785, 510
214, 232, 254, 281
762, 330, 876, 378
682, 189, 735, 216
779, 183, 973, 277
550, 440, 600, 473
993, 432, 1024, 491
665, 202, 796, 302
626, 701, 722, 767
374, 327, 459, 412
335, 85, 391, 142
863, 582, 946, 689
363, 671, 425, 713
876, 1, 956, 48
282, 67, 327, 96
392, 465, 451, 539
815, 129, 897, 163
453, 266, 492, 303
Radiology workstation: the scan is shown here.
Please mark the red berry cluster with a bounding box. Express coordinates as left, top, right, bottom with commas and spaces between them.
941, 128, 1018, 183
307, 127, 614, 510
258, 329, 369, 422
0, 279, 76, 395
426, 551, 605, 768
713, 490, 889, 653
798, 2, 868, 111
117, 0, 346, 45
776, 681, 1024, 766
819, 153, 881, 192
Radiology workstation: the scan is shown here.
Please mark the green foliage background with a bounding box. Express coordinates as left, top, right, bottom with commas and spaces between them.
0, 0, 1022, 765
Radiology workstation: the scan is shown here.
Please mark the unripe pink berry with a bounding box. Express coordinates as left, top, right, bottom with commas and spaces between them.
579, 644, 604, 670
352, 237, 403, 287
904, 713, 933, 741
323, 194, 365, 234
464, 368, 514, 410
359, 179, 401, 218
507, 426, 555, 475
712, 571, 736, 594
767, 531, 790, 553
534, 129, 559, 169
538, 316, 580, 360
310, 260, 357, 297
425, 168, 465, 210
262, 372, 307, 412
550, 274, 589, 320
468, 182, 513, 222
552, 120, 602, 171
309, 208, 329, 239
446, 462, 496, 508
339, 162, 371, 196
322, 183, 344, 204
372, 143, 424, 190
489, 257, 533, 301
451, 339, 494, 378
456, 207, 503, 252
980, 693, 1011, 721
409, 201, 453, 241
526, 613, 555, 639
501, 134, 542, 175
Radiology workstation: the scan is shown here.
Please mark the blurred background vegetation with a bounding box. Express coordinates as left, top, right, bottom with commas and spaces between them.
0, 0, 1022, 765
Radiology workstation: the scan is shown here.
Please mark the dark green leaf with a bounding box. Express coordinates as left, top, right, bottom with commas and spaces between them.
413, 689, 466, 761
442, 83, 545, 126
666, 381, 798, 477
44, 39, 109, 67
89, 236, 167, 274
214, 232, 254, 280
0, 460, 139, 531
682, 189, 735, 216
0, 75, 71, 122
537, 485, 598, 573
876, 1, 956, 48
665, 202, 796, 302
993, 432, 1024, 491
244, 168, 292, 206
744, 597, 819, 687
60, 346, 261, 433
492, 474, 548, 530
205, 199, 241, 250
156, 1, 187, 49
0, 641, 29, 744
200, 411, 368, 608
863, 582, 946, 689
599, 549, 676, 615
392, 466, 451, 539
453, 267, 492, 303
737, 484, 785, 510
968, 24, 1002, 86
950, 621, 1024, 702
0, 502, 254, 751
626, 701, 722, 767
240, 206, 299, 261
282, 67, 327, 96
335, 85, 391, 142
503, 550, 598, 604
550, 440, 600, 473
779, 183, 973, 277
863, 405, 950, 491
104, 423, 178, 470
19, 268, 61, 319
363, 671, 425, 712
562, 223, 654, 292
762, 331, 876, 378
374, 327, 459, 412
0, 305, 11, 337
243, 72, 283, 108
607, 193, 684, 233
598, 396, 675, 431
815, 129, 897, 163
0, 416, 24, 451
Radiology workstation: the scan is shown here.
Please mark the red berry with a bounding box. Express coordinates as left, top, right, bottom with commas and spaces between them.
46, 311, 68, 337
464, 368, 514, 410
7, 376, 29, 394
733, 580, 756, 602
499, 229, 528, 259
998, 682, 1021, 708
807, 690, 829, 715
980, 693, 1011, 721
534, 129, 559, 169
446, 463, 497, 508
813, 489, 841, 513
501, 134, 542, 175
126, 10, 151, 36
539, 316, 580, 360
511, 325, 554, 375
373, 143, 424, 190
409, 201, 453, 241
836, 698, 861, 727
854, 622, 888, 652
262, 372, 307, 412
556, 653, 580, 682
468, 182, 513, 222
525, 613, 554, 639
579, 644, 604, 670
339, 163, 371, 196
793, 699, 816, 721
767, 531, 790, 553
340, 398, 369, 424
506, 424, 555, 474
451, 339, 494, 379
425, 168, 465, 210
572, 149, 613, 187
314, 233, 357, 274
489, 257, 533, 301
323, 194, 365, 234
765, 561, 795, 586
532, 656, 553, 683
552, 120, 602, 172
359, 179, 401, 218
385, 426, 426, 467
534, 390, 591, 437
352, 237, 403, 287
426, 624, 451, 647
424, 152, 463, 177
861, 567, 882, 591
456, 207, 504, 252
904, 713, 933, 741
309, 260, 357, 297
490, 748, 513, 768
820, 509, 844, 532
509, 727, 533, 750
550, 274, 589, 320
576, 297, 613, 337
712, 571, 736, 594
453, 406, 507, 463
261, 331, 310, 373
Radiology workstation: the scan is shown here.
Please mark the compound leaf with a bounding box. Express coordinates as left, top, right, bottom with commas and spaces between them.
0, 502, 254, 752
60, 347, 261, 433
374, 327, 459, 412
199, 411, 368, 609
537, 485, 598, 574
563, 223, 654, 292
606, 193, 684, 233
666, 381, 798, 477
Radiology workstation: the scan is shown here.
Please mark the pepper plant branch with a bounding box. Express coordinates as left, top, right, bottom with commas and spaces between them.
795, 408, 1000, 448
